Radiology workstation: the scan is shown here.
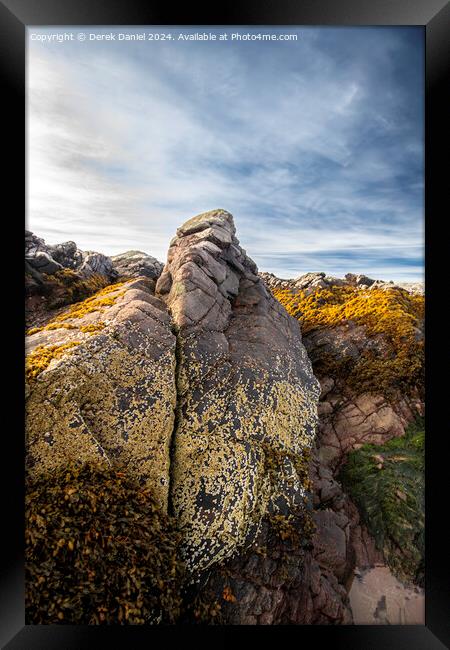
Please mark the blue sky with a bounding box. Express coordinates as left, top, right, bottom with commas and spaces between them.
27, 26, 424, 281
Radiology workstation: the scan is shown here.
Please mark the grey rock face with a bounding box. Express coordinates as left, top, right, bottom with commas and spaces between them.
345, 273, 375, 287
25, 230, 117, 281
259, 271, 347, 294
48, 241, 82, 269
77, 251, 116, 278
25, 231, 47, 257
25, 251, 64, 275
111, 250, 164, 280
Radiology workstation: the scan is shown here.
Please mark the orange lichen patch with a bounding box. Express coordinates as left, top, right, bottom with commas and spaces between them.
222, 586, 236, 603
52, 282, 126, 323
272, 285, 424, 397
25, 342, 80, 383
272, 286, 423, 339
42, 271, 112, 308
26, 323, 78, 336
79, 322, 106, 334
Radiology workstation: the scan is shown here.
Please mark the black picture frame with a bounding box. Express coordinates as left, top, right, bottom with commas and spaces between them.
2, 1, 449, 647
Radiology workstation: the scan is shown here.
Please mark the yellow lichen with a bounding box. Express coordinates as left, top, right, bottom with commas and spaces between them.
27, 281, 126, 338
272, 285, 423, 338
41, 271, 112, 309
272, 285, 424, 397
79, 322, 106, 334
26, 321, 178, 513
27, 321, 106, 336
26, 323, 78, 336
54, 282, 126, 322
25, 342, 80, 383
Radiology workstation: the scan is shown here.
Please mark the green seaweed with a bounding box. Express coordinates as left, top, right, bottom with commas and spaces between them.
339, 418, 425, 585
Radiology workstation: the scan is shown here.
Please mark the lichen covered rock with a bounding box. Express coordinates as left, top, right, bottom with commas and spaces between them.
25, 277, 177, 511
156, 209, 320, 571
269, 281, 424, 470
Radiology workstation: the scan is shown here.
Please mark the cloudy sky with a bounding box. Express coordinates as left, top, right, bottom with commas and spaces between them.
27, 26, 424, 281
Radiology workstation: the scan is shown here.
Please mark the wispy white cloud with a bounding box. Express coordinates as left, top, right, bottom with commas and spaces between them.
27, 27, 424, 280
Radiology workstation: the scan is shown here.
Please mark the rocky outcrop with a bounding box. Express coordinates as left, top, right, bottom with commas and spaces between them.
304, 310, 424, 470
25, 277, 177, 511
111, 250, 164, 281
260, 270, 424, 296
315, 380, 423, 471
156, 209, 320, 572
25, 214, 424, 625
25, 230, 116, 282
263, 273, 424, 471
260, 271, 345, 295
25, 211, 322, 595
187, 515, 353, 624
261, 269, 425, 622
25, 231, 119, 328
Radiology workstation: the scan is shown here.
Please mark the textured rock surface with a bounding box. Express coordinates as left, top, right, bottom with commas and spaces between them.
111, 250, 164, 281
197, 453, 359, 624
156, 210, 320, 572
261, 270, 425, 623
189, 516, 353, 625
315, 381, 423, 471
25, 218, 424, 625
25, 230, 116, 281
25, 278, 177, 511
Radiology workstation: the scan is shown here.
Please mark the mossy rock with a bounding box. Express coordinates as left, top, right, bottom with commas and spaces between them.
339, 418, 424, 585
25, 463, 185, 624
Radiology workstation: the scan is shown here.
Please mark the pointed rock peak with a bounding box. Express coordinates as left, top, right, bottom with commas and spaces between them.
155, 209, 320, 572
176, 209, 236, 240
156, 209, 260, 329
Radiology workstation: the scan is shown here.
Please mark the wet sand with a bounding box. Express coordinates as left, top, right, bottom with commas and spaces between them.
349, 565, 425, 625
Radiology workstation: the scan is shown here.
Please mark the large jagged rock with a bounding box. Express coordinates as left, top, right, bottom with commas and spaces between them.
156, 209, 320, 572
25, 277, 177, 511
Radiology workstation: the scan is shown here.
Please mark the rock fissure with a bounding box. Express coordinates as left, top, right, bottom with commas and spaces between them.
155, 209, 320, 577
167, 326, 184, 518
